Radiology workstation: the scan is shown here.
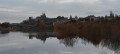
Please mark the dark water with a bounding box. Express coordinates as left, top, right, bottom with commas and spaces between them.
0, 32, 119, 54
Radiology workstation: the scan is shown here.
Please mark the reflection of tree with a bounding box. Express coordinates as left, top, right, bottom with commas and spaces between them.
28, 32, 56, 43
58, 37, 78, 47
28, 32, 79, 47
81, 35, 120, 54
101, 39, 120, 54
0, 33, 9, 38
80, 36, 102, 46
28, 30, 120, 54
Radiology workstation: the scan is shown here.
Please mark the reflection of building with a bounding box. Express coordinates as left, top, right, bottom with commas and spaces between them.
29, 34, 47, 43
28, 32, 56, 43
28, 32, 78, 47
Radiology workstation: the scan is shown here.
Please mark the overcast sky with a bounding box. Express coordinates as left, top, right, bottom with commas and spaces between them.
0, 0, 120, 23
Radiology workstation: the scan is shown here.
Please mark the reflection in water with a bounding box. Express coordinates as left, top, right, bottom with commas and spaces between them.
58, 37, 78, 47
28, 32, 120, 54
28, 32, 78, 47
0, 32, 120, 54
101, 39, 120, 54
79, 37, 120, 54
79, 36, 102, 47
28, 32, 56, 43
0, 32, 9, 38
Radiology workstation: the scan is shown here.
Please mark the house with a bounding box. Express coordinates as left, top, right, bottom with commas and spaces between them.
86, 15, 99, 22
10, 23, 22, 31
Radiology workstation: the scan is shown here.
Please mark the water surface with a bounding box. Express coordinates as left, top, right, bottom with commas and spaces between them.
0, 32, 119, 54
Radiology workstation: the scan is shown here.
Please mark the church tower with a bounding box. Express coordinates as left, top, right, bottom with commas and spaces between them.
41, 12, 46, 19
110, 11, 114, 18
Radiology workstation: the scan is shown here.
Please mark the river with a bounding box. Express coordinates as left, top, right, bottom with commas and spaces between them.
0, 32, 119, 54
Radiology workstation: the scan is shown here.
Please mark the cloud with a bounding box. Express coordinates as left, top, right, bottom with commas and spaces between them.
0, 7, 40, 23
0, 0, 120, 23
107, 0, 118, 2
56, 0, 74, 3
26, 0, 49, 3
26, 0, 101, 5
0, 8, 20, 13
58, 0, 101, 4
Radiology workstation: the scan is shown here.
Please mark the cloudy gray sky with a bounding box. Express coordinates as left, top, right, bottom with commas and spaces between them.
0, 0, 120, 23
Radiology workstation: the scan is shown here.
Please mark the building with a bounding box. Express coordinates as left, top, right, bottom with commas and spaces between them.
20, 13, 69, 32
105, 11, 115, 20
86, 15, 99, 22
10, 23, 22, 31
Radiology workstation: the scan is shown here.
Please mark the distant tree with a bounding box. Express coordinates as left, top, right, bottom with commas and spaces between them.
61, 16, 64, 18
39, 22, 46, 32
98, 16, 101, 18
54, 22, 77, 37
115, 14, 119, 19
75, 16, 78, 19
77, 20, 84, 35
105, 15, 107, 18
1, 22, 10, 28
29, 17, 33, 20
0, 23, 1, 30
57, 16, 62, 19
